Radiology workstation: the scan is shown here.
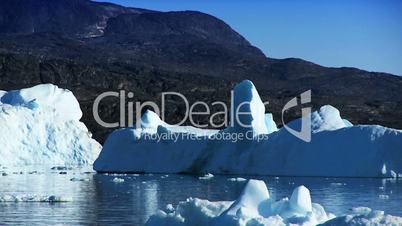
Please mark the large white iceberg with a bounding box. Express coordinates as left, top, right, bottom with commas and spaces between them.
146, 179, 402, 226
0, 84, 101, 166
94, 80, 402, 177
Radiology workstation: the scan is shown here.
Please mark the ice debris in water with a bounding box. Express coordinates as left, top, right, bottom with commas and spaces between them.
350, 207, 372, 215
0, 194, 72, 202
146, 179, 402, 226
105, 173, 128, 176
321, 209, 402, 226
112, 177, 125, 183
198, 173, 214, 180
146, 179, 333, 226
228, 177, 247, 182
378, 194, 389, 199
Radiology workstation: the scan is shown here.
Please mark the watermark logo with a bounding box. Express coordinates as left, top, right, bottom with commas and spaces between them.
281, 90, 311, 142
92, 89, 312, 142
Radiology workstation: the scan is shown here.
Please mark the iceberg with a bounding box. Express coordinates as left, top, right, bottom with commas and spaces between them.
146, 179, 334, 226
1, 84, 82, 120
146, 180, 402, 226
265, 113, 278, 134
94, 80, 402, 177
0, 84, 101, 166
228, 80, 268, 135
320, 209, 402, 226
287, 105, 352, 133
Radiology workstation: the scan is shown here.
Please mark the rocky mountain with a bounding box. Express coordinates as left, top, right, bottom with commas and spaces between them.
0, 0, 150, 37
0, 0, 401, 143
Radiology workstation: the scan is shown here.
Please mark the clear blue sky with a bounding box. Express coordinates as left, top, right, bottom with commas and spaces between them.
101, 0, 402, 75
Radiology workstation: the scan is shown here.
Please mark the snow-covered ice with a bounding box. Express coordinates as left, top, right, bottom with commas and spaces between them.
1, 84, 82, 120
0, 84, 101, 166
321, 209, 402, 226
227, 80, 268, 135
146, 179, 402, 226
265, 113, 278, 134
94, 80, 402, 177
146, 179, 333, 226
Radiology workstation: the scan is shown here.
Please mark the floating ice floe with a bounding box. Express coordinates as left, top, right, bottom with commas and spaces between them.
0, 84, 101, 166
104, 173, 128, 176
94, 80, 402, 177
378, 194, 389, 200
228, 177, 247, 182
198, 173, 214, 180
321, 209, 402, 226
0, 194, 72, 202
112, 177, 125, 183
146, 180, 402, 226
330, 182, 346, 186
146, 179, 332, 226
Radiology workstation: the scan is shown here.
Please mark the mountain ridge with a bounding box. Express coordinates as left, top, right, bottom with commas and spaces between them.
0, 0, 401, 143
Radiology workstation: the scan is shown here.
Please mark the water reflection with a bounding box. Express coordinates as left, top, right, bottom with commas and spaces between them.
0, 168, 401, 225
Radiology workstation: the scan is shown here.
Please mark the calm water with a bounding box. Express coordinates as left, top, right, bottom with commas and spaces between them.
0, 167, 401, 225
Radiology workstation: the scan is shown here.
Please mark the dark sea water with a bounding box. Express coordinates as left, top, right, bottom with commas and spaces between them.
0, 167, 401, 225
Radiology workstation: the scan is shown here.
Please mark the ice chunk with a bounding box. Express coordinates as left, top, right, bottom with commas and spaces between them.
343, 119, 353, 127
141, 110, 163, 129
227, 177, 247, 182
289, 186, 312, 214
391, 170, 397, 178
0, 90, 6, 101
166, 204, 175, 212
381, 164, 387, 175
378, 194, 389, 199
229, 80, 268, 135
224, 179, 270, 218
265, 113, 278, 134
147, 198, 231, 226
1, 84, 82, 120
321, 209, 402, 226
0, 194, 72, 202
350, 207, 371, 215
288, 105, 349, 134
198, 173, 214, 180
146, 180, 333, 226
311, 105, 346, 133
0, 85, 101, 166
112, 177, 125, 183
